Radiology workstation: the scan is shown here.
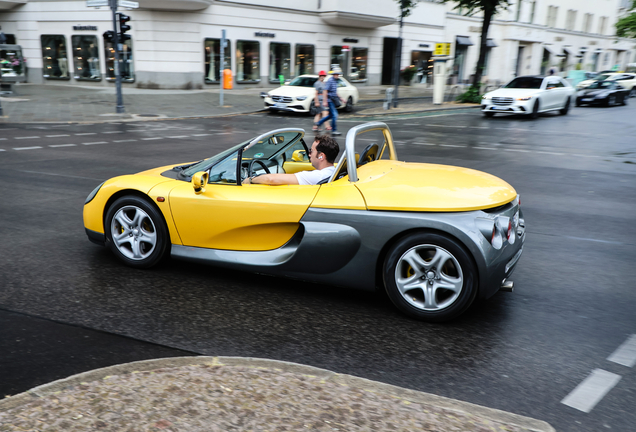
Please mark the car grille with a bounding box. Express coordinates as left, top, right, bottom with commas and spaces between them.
492, 97, 514, 105
271, 95, 293, 103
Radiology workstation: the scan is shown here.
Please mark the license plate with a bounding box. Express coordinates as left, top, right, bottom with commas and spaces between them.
581, 98, 592, 102
274, 103, 287, 109
493, 106, 509, 110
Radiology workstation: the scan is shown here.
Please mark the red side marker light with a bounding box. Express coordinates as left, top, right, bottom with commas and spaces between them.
157, 197, 165, 202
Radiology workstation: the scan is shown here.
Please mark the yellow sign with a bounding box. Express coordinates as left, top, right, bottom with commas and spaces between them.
434, 43, 451, 56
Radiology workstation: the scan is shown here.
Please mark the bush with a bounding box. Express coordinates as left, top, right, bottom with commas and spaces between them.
401, 65, 417, 83
456, 85, 482, 103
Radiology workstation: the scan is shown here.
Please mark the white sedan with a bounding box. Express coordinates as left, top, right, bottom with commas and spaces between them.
481, 75, 575, 119
262, 74, 359, 114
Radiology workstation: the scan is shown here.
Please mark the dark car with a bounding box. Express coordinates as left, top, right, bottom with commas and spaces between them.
575, 81, 629, 107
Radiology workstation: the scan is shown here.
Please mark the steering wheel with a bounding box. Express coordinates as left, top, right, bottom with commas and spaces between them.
247, 159, 271, 179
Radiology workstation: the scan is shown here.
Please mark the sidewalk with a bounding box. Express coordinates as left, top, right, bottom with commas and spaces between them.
0, 82, 474, 124
0, 356, 554, 432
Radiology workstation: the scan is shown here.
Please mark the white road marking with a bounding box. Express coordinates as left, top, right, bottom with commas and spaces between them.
573, 154, 600, 158
102, 131, 123, 134
475, 147, 497, 150
113, 139, 137, 143
49, 144, 76, 148
608, 335, 636, 367
214, 132, 232, 135
0, 149, 5, 151
46, 134, 70, 138
536, 151, 565, 155
440, 144, 467, 148
75, 133, 97, 136
561, 369, 621, 413
15, 136, 40, 139
191, 133, 211, 137
0, 138, 6, 141
82, 141, 108, 145
141, 137, 163, 140
403, 123, 420, 126
505, 148, 530, 152
168, 135, 190, 139
413, 142, 435, 146
13, 146, 42, 150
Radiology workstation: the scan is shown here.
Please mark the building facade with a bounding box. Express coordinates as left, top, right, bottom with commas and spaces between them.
0, 0, 634, 89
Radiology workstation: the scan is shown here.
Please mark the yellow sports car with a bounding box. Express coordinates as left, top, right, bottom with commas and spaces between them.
84, 122, 525, 322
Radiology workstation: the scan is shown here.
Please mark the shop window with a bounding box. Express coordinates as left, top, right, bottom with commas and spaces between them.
0, 46, 26, 81
72, 35, 101, 81
330, 46, 347, 73
41, 35, 70, 80
236, 40, 260, 82
351, 47, 368, 82
204, 38, 231, 83
0, 33, 17, 44
295, 44, 314, 76
269, 42, 290, 83
104, 35, 134, 82
410, 51, 433, 83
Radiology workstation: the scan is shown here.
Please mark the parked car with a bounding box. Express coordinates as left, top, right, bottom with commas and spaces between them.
575, 81, 630, 107
576, 73, 636, 96
261, 74, 359, 114
83, 122, 525, 322
481, 75, 575, 118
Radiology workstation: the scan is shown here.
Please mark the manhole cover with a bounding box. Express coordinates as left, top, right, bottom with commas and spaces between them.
137, 114, 160, 117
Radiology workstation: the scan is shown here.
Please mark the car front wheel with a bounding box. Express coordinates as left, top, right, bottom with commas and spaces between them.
344, 97, 354, 113
560, 98, 570, 115
531, 100, 539, 119
383, 232, 477, 322
105, 196, 169, 269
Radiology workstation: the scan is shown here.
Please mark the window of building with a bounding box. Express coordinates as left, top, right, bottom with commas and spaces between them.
583, 13, 593, 33
546, 6, 558, 28
566, 10, 577, 31
204, 38, 231, 83
41, 35, 70, 80
515, 0, 522, 22
529, 1, 536, 23
71, 35, 100, 81
410, 51, 432, 83
351, 47, 368, 82
599, 16, 608, 35
0, 33, 16, 44
236, 40, 260, 82
104, 34, 134, 82
330, 46, 348, 73
269, 42, 290, 83
295, 44, 314, 76
0, 45, 25, 80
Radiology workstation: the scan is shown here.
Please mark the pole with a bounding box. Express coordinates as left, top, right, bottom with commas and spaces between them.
392, 14, 403, 108
110, 0, 124, 113
220, 29, 225, 107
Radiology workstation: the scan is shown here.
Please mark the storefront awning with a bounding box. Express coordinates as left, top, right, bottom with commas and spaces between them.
137, 0, 213, 10
456, 36, 473, 46
486, 39, 497, 48
542, 45, 557, 55
320, 11, 395, 28
563, 46, 577, 56
0, 0, 27, 10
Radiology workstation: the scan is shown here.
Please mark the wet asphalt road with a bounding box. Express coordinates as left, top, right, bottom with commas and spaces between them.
0, 103, 635, 432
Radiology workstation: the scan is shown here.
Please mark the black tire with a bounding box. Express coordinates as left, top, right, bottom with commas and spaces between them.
530, 101, 539, 119
484, 112, 495, 118
269, 109, 279, 114
575, 99, 582, 107
608, 95, 616, 106
344, 97, 354, 113
105, 195, 169, 269
560, 98, 570, 115
630, 88, 636, 98
383, 232, 478, 322
622, 95, 628, 106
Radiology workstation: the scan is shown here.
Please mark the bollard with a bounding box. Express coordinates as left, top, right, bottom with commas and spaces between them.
384, 87, 394, 110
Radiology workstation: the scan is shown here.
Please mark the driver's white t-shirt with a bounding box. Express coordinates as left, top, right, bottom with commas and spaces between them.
294, 166, 336, 185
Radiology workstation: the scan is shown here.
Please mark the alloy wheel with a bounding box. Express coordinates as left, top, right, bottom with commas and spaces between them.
110, 205, 157, 260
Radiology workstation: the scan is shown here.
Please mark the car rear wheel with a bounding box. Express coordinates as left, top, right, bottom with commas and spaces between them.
531, 101, 539, 119
560, 98, 570, 115
608, 95, 616, 106
484, 112, 495, 118
344, 97, 354, 113
630, 88, 636, 98
622, 95, 629, 106
383, 232, 477, 322
105, 196, 169, 269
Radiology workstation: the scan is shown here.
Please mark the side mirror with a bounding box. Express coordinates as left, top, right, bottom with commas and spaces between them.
192, 171, 209, 194
291, 149, 308, 162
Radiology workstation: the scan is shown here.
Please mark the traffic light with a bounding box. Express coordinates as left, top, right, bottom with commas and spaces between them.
117, 13, 131, 42
103, 30, 115, 43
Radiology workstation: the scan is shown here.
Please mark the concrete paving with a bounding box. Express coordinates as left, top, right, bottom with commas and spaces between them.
0, 82, 472, 124
0, 357, 555, 431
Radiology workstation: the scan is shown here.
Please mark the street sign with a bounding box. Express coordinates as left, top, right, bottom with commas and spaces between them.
86, 0, 109, 7
118, 0, 139, 8
433, 42, 451, 56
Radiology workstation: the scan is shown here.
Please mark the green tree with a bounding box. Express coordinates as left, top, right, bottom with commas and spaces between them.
616, 1, 636, 38
442, 0, 511, 88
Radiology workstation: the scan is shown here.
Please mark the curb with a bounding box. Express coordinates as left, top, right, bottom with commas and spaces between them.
0, 356, 555, 432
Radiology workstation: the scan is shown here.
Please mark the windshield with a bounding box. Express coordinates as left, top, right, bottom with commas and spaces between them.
587, 81, 615, 90
288, 76, 318, 87
595, 74, 612, 81
181, 139, 251, 177
504, 77, 543, 89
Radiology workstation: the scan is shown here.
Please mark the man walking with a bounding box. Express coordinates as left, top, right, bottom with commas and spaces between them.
316, 70, 345, 136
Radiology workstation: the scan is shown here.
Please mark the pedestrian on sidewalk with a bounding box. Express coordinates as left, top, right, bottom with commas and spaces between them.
312, 70, 328, 132
316, 70, 345, 136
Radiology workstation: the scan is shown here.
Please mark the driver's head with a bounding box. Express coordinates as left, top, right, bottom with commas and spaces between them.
313, 135, 339, 164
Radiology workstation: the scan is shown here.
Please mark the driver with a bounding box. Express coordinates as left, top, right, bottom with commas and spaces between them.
244, 135, 339, 185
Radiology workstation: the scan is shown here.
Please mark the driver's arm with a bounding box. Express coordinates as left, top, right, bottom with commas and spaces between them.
244, 173, 299, 185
